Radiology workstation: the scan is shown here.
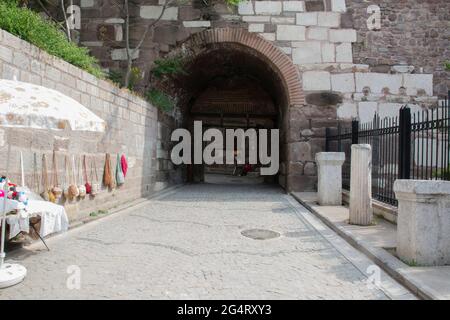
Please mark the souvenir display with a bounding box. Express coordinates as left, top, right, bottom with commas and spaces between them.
116, 154, 125, 186
51, 151, 62, 201
77, 156, 86, 198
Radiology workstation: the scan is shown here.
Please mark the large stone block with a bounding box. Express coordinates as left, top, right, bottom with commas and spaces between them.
0, 45, 13, 63
296, 12, 318, 26
355, 73, 403, 95
248, 24, 264, 33
271, 17, 296, 24
302, 71, 331, 91
243, 16, 271, 22
330, 0, 347, 12
183, 21, 211, 28
276, 25, 306, 41
140, 6, 178, 21
290, 141, 313, 161
238, 1, 254, 15
283, 1, 305, 12
254, 1, 282, 15
111, 48, 139, 61
331, 73, 355, 93
316, 152, 345, 205
403, 74, 433, 96
260, 33, 276, 41
329, 29, 357, 43
337, 103, 357, 119
307, 27, 328, 40
357, 102, 378, 123
378, 103, 403, 119
292, 41, 321, 64
394, 180, 450, 266
321, 42, 335, 63
317, 12, 340, 27
80, 0, 94, 7
335, 43, 353, 63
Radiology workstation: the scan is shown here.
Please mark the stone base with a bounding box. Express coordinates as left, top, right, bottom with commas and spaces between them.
394, 180, 450, 266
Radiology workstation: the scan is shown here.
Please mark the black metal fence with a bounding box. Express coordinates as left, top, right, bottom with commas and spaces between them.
326, 93, 450, 206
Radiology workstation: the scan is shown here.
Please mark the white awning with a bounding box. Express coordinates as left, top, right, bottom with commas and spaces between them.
0, 79, 106, 132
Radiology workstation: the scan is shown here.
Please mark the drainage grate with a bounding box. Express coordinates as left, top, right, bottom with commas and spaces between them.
241, 229, 280, 240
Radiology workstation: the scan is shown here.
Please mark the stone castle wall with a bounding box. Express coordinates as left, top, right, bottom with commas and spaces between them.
4, 0, 448, 192
347, 0, 449, 97
0, 29, 180, 221
74, 0, 448, 97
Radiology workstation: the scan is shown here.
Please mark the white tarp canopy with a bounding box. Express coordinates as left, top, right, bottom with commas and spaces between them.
0, 79, 105, 132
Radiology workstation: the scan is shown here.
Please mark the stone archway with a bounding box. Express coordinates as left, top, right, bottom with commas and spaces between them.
182, 28, 304, 107
172, 28, 305, 191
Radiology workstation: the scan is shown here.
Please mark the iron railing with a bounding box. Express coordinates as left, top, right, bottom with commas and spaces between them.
325, 92, 450, 206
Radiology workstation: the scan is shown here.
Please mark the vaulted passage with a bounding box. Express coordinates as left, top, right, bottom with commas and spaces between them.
177, 44, 288, 185
167, 28, 305, 189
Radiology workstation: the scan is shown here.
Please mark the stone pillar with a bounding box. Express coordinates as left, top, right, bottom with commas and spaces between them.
394, 180, 450, 266
316, 152, 345, 205
349, 144, 373, 225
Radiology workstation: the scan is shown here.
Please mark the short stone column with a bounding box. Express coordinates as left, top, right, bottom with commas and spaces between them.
349, 144, 373, 225
316, 152, 345, 205
394, 180, 450, 266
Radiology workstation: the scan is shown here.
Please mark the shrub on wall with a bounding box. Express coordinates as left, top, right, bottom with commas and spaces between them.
0, 2, 104, 78
146, 89, 174, 112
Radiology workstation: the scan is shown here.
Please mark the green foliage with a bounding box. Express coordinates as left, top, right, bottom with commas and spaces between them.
445, 61, 450, 71
146, 89, 174, 112
151, 55, 186, 79
107, 69, 123, 87
0, 2, 104, 78
89, 209, 108, 217
432, 165, 450, 180
225, 0, 244, 6
128, 66, 143, 91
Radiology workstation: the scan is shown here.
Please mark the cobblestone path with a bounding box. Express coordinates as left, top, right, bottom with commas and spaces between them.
1, 184, 394, 299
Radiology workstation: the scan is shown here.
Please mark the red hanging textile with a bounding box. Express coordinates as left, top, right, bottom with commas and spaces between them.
120, 154, 128, 178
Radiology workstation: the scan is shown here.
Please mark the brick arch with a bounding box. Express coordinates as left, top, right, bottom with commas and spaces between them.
183, 28, 305, 106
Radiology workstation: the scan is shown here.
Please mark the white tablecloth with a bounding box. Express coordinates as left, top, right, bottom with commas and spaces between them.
1, 199, 69, 239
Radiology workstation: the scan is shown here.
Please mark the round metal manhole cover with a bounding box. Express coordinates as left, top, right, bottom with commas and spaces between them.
241, 229, 280, 240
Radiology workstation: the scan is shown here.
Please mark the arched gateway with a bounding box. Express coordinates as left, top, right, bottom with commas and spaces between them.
173, 28, 304, 191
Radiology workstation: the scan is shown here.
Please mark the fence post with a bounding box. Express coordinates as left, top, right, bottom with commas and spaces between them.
325, 128, 330, 152
351, 119, 359, 144
398, 106, 412, 179
337, 122, 342, 152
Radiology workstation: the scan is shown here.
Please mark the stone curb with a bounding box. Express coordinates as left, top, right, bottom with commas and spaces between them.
290, 192, 437, 300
